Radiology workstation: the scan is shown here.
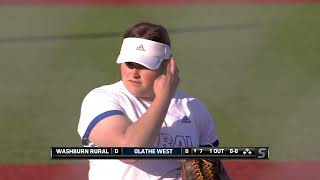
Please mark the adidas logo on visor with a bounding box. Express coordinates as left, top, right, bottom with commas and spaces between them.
136, 44, 145, 51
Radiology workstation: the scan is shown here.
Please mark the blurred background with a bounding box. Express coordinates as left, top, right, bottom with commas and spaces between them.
0, 1, 319, 166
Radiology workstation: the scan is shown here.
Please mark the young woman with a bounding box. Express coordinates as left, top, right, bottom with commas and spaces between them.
78, 22, 229, 180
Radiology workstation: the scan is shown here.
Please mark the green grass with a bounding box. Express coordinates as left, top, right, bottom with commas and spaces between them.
0, 4, 319, 163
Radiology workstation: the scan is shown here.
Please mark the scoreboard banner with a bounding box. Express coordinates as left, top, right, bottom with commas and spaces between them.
51, 147, 269, 159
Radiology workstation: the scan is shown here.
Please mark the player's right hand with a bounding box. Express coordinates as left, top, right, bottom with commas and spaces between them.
153, 57, 180, 102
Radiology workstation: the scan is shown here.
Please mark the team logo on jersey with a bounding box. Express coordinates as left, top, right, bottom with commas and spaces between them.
136, 44, 145, 51
181, 116, 191, 123
156, 133, 193, 147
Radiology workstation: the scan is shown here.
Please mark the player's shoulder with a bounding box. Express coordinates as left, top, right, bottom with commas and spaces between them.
90, 81, 123, 93
171, 91, 207, 112
82, 81, 124, 102
174, 91, 202, 103
173, 91, 214, 126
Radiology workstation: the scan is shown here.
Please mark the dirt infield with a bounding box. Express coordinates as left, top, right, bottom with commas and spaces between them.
0, 0, 319, 5
0, 161, 319, 180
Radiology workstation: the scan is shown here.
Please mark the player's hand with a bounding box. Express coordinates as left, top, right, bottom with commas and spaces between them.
153, 57, 180, 101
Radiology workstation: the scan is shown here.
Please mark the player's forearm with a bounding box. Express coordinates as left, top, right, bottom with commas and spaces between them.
121, 96, 171, 147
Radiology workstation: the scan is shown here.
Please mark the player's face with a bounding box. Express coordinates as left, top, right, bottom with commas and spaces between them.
121, 62, 163, 102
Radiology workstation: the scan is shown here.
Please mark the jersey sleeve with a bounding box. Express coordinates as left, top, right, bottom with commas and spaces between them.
191, 99, 219, 147
77, 89, 125, 146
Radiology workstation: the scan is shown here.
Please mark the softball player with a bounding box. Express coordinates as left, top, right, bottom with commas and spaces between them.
78, 22, 220, 180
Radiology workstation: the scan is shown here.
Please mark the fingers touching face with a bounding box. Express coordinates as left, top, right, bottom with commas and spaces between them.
120, 58, 179, 99
160, 58, 179, 76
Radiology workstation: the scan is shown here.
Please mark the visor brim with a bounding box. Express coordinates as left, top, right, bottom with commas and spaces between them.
116, 54, 165, 70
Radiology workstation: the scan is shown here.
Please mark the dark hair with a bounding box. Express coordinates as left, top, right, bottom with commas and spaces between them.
123, 22, 171, 47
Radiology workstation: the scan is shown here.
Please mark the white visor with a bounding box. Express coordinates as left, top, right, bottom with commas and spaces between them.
116, 37, 172, 70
